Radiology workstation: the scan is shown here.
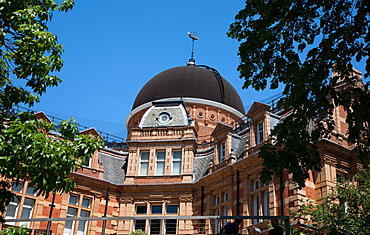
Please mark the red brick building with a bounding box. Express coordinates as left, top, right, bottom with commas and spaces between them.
2, 63, 364, 234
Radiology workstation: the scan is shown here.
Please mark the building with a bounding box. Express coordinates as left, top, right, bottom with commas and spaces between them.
2, 61, 365, 235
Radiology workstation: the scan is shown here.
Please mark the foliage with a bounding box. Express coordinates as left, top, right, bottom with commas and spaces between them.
0, 225, 29, 235
130, 229, 148, 235
0, 0, 103, 219
228, 0, 370, 187
292, 168, 370, 234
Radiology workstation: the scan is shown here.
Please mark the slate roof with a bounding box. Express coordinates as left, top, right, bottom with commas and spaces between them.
193, 147, 214, 182
98, 151, 127, 184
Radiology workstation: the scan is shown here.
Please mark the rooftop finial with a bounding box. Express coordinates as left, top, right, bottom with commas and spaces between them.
187, 30, 199, 65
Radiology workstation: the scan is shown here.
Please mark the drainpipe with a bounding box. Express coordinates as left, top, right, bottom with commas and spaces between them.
46, 189, 56, 235
101, 188, 110, 235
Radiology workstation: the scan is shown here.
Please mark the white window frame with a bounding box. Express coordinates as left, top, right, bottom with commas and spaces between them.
5, 196, 20, 225
139, 151, 150, 176
64, 207, 77, 235
155, 150, 166, 175
256, 121, 263, 144
215, 195, 220, 205
82, 156, 92, 168
77, 210, 90, 235
19, 198, 35, 227
172, 150, 182, 175
253, 195, 259, 224
214, 209, 220, 234
219, 141, 226, 162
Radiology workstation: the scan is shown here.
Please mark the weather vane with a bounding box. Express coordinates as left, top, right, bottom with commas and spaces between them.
188, 30, 199, 64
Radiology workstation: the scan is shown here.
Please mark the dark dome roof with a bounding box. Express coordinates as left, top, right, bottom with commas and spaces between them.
132, 66, 245, 114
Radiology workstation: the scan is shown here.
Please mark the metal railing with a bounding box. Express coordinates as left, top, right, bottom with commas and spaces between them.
4, 215, 290, 235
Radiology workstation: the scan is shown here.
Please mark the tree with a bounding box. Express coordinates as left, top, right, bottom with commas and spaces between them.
228, 0, 370, 187
292, 168, 370, 234
0, 0, 102, 218
130, 229, 148, 235
0, 225, 29, 235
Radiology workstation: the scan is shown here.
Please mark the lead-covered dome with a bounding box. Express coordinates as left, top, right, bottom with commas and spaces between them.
132, 66, 245, 114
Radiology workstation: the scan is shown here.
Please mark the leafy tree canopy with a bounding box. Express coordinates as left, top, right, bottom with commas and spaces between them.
292, 168, 370, 234
228, 0, 370, 187
0, 0, 102, 218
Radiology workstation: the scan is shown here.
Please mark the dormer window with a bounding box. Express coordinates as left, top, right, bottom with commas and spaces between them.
219, 141, 226, 162
256, 122, 263, 144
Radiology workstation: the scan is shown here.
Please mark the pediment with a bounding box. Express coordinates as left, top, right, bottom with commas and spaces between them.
246, 102, 270, 118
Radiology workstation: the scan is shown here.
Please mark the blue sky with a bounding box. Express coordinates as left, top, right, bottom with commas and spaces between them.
31, 1, 283, 138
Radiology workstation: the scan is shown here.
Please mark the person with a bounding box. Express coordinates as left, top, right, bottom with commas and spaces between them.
222, 219, 242, 234
268, 219, 283, 235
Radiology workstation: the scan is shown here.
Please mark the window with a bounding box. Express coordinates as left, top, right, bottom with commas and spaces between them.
150, 219, 161, 234
172, 150, 182, 175
77, 210, 90, 235
82, 198, 91, 208
156, 151, 166, 175
25, 186, 36, 196
263, 191, 270, 217
151, 205, 162, 214
137, 203, 178, 234
222, 206, 228, 227
256, 122, 263, 144
253, 180, 259, 190
215, 195, 220, 205
219, 141, 226, 162
222, 192, 228, 202
157, 112, 172, 125
19, 198, 35, 227
69, 195, 79, 205
6, 183, 36, 228
64, 207, 77, 235
214, 209, 220, 234
336, 172, 346, 182
136, 205, 147, 214
135, 220, 146, 231
82, 156, 91, 167
12, 183, 23, 193
253, 195, 259, 224
165, 219, 177, 234
64, 195, 92, 235
5, 196, 20, 225
166, 205, 178, 214
139, 151, 150, 175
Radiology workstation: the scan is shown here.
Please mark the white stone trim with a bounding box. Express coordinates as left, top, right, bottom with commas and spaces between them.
126, 97, 245, 129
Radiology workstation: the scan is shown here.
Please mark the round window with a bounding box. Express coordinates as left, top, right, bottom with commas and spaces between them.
157, 112, 171, 124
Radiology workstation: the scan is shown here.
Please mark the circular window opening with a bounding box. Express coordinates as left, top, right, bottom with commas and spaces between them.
158, 112, 171, 124
198, 112, 204, 118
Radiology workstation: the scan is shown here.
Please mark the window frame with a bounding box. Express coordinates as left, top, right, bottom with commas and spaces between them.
219, 141, 226, 162
151, 205, 163, 214
166, 205, 178, 214
172, 150, 182, 175
136, 205, 148, 214
256, 121, 264, 144
155, 150, 166, 175
139, 151, 150, 176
